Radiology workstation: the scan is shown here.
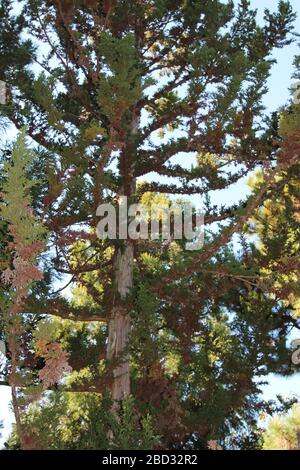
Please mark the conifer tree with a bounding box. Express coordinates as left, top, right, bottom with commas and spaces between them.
263, 403, 300, 450
0, 129, 47, 448
0, 0, 299, 449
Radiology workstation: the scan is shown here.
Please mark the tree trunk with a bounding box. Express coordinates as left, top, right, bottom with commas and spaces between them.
107, 240, 134, 400
106, 105, 139, 401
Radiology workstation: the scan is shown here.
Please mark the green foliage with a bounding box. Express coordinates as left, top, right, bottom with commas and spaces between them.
5, 392, 159, 450
279, 104, 300, 138
97, 33, 142, 124
1, 128, 46, 246
263, 403, 300, 450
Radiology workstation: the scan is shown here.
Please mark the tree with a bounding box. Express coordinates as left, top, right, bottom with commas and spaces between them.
0, 0, 299, 449
0, 129, 46, 448
263, 403, 300, 450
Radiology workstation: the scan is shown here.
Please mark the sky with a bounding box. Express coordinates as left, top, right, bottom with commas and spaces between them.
1, 0, 300, 447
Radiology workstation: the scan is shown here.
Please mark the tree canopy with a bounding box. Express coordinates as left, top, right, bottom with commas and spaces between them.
0, 0, 299, 450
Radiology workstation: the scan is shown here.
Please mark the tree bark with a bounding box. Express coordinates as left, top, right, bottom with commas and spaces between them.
107, 241, 134, 400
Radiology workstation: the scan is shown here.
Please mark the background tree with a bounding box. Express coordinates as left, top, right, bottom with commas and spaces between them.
263, 403, 300, 450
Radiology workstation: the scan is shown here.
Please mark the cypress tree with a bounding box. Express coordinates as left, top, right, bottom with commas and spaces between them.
0, 0, 299, 449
